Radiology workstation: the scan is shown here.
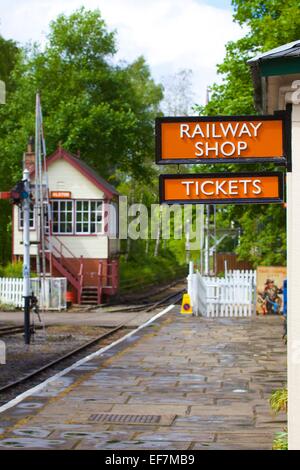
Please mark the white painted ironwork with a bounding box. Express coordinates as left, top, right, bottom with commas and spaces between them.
33, 94, 52, 310
203, 269, 256, 317
0, 80, 5, 104
189, 271, 207, 316
0, 277, 67, 310
187, 261, 207, 316
188, 266, 256, 318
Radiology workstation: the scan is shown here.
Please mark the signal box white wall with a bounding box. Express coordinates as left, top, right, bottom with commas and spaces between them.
13, 147, 120, 301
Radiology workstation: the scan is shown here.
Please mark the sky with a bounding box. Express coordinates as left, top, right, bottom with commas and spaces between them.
0, 0, 245, 106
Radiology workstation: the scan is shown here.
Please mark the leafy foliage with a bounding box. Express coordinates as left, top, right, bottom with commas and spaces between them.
1, 8, 163, 182
217, 203, 286, 267
120, 250, 187, 292
0, 7, 163, 265
0, 35, 19, 92
232, 0, 300, 50
270, 388, 288, 414
0, 303, 16, 312
0, 36, 20, 265
193, 0, 300, 266
272, 431, 288, 450
270, 387, 288, 449
0, 261, 25, 278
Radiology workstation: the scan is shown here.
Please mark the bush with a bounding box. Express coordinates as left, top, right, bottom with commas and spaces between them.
0, 303, 17, 311
119, 247, 187, 292
270, 388, 287, 450
0, 261, 23, 278
270, 388, 287, 414
272, 431, 288, 450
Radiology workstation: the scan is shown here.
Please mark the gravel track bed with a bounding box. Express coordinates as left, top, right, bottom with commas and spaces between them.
0, 325, 127, 406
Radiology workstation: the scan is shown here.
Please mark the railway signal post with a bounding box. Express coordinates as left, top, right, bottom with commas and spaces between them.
22, 168, 31, 345
1, 172, 32, 344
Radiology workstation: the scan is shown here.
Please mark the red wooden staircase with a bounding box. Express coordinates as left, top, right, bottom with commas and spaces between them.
42, 236, 118, 305
44, 236, 84, 304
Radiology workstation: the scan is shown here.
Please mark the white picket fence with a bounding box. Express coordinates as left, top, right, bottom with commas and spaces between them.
0, 278, 23, 308
204, 270, 256, 317
0, 277, 67, 310
188, 266, 256, 318
225, 269, 256, 286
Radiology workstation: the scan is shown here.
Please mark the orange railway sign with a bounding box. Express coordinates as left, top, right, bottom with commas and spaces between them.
155, 113, 291, 166
50, 191, 71, 199
159, 172, 284, 205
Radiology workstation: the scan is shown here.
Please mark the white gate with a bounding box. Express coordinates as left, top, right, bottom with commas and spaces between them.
188, 270, 207, 316
203, 270, 256, 317
0, 277, 67, 310
188, 265, 256, 318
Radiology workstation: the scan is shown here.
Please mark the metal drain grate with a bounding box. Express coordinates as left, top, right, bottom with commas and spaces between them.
88, 413, 162, 424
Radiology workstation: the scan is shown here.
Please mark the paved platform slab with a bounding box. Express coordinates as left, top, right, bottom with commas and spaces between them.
0, 309, 157, 328
0, 308, 286, 450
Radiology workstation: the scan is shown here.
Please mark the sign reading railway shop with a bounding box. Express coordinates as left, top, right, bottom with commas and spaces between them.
156, 113, 290, 165
159, 172, 284, 205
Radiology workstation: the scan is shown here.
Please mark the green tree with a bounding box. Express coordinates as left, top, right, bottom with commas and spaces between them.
0, 7, 163, 265
0, 35, 19, 265
194, 0, 300, 266
233, 0, 300, 50
1, 8, 163, 181
0, 35, 18, 91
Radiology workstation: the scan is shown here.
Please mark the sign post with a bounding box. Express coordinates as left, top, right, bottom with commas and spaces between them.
155, 112, 288, 312
22, 168, 31, 345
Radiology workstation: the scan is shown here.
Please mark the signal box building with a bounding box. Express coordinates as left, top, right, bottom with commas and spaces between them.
12, 146, 120, 304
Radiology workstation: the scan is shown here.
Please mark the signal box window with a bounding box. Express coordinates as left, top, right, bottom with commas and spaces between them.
52, 200, 73, 234
19, 205, 35, 229
76, 200, 103, 234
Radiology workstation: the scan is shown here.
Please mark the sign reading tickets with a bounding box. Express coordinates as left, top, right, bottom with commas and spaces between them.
156, 113, 290, 165
159, 172, 284, 205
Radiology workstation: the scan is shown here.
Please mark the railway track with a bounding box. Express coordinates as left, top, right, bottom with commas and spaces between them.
0, 325, 43, 338
0, 287, 183, 403
105, 288, 184, 313
0, 326, 25, 337
0, 323, 130, 396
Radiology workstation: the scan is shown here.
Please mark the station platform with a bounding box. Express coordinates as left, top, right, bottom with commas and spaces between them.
0, 308, 158, 329
0, 307, 286, 450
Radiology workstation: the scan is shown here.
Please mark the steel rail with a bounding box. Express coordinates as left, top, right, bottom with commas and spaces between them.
0, 325, 43, 338
0, 288, 183, 395
0, 323, 129, 394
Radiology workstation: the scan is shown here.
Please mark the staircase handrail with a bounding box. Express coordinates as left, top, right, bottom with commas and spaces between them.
45, 235, 82, 279
46, 234, 78, 260
79, 256, 84, 302
97, 261, 102, 304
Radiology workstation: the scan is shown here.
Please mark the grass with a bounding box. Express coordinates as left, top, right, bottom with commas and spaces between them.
119, 251, 187, 292
270, 387, 288, 450
272, 431, 288, 450
270, 388, 287, 414
0, 261, 23, 278
0, 303, 17, 312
